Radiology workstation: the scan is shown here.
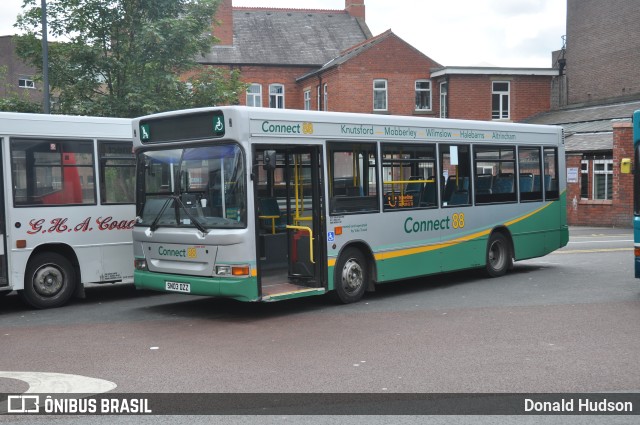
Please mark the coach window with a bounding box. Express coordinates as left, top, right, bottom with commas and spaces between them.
99, 141, 135, 204
518, 147, 543, 202
328, 142, 378, 214
440, 144, 471, 207
474, 145, 516, 204
543, 147, 559, 200
382, 144, 437, 211
11, 138, 96, 206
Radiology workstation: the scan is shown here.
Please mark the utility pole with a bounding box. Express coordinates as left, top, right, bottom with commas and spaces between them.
41, 0, 50, 113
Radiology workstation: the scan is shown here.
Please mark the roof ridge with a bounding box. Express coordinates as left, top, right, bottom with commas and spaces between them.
339, 29, 392, 55
234, 7, 347, 14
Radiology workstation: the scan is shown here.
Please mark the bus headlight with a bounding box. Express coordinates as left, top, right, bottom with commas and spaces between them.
216, 265, 231, 276
134, 258, 148, 271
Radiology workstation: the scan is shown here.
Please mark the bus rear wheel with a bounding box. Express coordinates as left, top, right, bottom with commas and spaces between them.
334, 247, 367, 304
485, 233, 512, 277
20, 252, 76, 309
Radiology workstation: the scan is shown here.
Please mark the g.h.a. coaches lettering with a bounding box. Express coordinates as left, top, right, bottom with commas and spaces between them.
26, 216, 136, 235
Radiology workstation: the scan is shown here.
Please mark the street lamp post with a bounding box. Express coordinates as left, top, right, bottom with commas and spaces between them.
41, 0, 50, 113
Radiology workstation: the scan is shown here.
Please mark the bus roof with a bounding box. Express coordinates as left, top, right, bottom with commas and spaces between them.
0, 112, 132, 139
133, 106, 563, 147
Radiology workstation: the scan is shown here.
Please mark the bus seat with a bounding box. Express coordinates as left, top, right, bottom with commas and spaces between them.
492, 174, 514, 194
258, 197, 286, 233
420, 182, 437, 206
405, 178, 423, 206
449, 190, 469, 205
405, 177, 423, 194
544, 175, 556, 191
443, 176, 469, 202
532, 175, 541, 192
519, 174, 534, 192
475, 174, 493, 194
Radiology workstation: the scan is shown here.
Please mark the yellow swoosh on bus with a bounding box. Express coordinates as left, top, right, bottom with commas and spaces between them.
327, 202, 554, 267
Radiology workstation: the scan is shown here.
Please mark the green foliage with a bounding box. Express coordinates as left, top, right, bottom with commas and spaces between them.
14, 0, 246, 117
0, 65, 42, 113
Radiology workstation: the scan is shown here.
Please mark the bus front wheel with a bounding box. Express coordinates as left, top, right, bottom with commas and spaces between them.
20, 252, 77, 309
334, 247, 367, 304
485, 233, 512, 277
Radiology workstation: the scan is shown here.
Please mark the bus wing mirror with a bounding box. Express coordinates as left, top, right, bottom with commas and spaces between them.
263, 150, 277, 171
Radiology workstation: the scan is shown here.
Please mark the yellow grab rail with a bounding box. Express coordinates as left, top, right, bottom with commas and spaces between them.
286, 225, 315, 264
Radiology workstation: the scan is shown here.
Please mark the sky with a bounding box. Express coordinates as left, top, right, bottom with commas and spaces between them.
0, 0, 566, 68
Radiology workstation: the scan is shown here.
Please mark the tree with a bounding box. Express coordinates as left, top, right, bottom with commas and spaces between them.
15, 0, 246, 117
0, 65, 41, 113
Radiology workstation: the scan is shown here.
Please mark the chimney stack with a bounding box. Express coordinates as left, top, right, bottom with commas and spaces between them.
345, 0, 365, 20
213, 0, 233, 45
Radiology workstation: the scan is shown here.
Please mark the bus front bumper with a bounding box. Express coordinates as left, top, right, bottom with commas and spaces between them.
134, 270, 259, 302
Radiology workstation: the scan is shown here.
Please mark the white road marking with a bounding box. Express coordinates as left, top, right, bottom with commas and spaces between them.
0, 371, 116, 413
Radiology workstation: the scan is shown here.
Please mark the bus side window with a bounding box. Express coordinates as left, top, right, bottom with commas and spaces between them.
328, 143, 379, 214
519, 147, 543, 202
543, 147, 559, 200
439, 144, 471, 207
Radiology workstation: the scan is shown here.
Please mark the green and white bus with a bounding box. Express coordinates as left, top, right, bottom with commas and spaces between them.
132, 106, 568, 303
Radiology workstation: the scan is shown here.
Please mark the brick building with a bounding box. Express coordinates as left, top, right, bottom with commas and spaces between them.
0, 35, 42, 105
296, 30, 441, 116
201, 0, 372, 111
430, 67, 557, 122
526, 0, 640, 227
201, 0, 555, 122
563, 0, 640, 106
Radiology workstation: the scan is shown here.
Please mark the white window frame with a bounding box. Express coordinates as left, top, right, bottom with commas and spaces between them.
18, 77, 35, 89
246, 83, 262, 107
373, 79, 388, 111
323, 83, 328, 111
439, 81, 447, 118
269, 84, 285, 109
580, 159, 589, 199
415, 80, 432, 111
303, 89, 311, 110
492, 81, 510, 120
317, 85, 321, 111
592, 159, 613, 200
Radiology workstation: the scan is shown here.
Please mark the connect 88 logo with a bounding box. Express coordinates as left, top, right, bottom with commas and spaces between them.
452, 213, 465, 229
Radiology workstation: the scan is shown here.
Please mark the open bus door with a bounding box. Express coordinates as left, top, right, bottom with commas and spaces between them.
254, 146, 326, 301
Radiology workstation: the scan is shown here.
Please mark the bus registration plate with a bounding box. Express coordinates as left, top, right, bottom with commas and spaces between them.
166, 281, 191, 293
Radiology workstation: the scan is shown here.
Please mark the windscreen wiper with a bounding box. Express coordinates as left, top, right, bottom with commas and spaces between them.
149, 196, 174, 232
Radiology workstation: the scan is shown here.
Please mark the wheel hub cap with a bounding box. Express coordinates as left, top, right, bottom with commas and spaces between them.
341, 259, 363, 294
33, 266, 64, 297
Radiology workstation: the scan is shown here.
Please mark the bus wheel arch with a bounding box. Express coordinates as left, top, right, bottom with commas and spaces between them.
485, 227, 514, 277
333, 242, 376, 304
19, 245, 80, 309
